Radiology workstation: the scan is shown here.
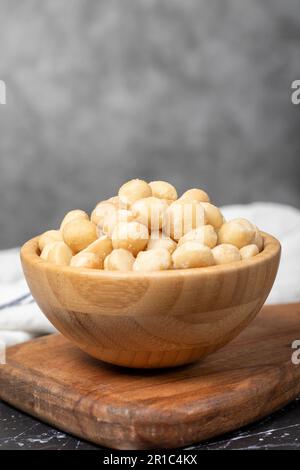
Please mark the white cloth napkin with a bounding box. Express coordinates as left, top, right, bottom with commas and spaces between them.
0, 203, 299, 346
222, 203, 300, 304
0, 248, 56, 346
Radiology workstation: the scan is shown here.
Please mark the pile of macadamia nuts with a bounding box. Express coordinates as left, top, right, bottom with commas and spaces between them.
38, 179, 264, 271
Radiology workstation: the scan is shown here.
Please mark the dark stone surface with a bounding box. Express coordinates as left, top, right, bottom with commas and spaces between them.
1, 397, 300, 450
0, 0, 300, 248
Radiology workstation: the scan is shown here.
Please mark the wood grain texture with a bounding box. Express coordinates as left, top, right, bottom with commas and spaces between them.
20, 233, 280, 368
1, 303, 300, 449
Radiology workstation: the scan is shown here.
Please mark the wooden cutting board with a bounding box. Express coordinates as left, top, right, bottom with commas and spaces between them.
1, 303, 300, 450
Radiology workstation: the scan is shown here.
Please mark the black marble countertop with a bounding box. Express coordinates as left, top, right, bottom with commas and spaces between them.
1, 398, 300, 450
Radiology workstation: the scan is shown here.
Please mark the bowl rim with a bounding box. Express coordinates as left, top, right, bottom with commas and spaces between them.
20, 232, 281, 280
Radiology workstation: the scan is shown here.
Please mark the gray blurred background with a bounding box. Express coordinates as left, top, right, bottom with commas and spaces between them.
0, 0, 299, 248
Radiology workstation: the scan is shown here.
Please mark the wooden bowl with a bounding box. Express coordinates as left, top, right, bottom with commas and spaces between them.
21, 233, 280, 368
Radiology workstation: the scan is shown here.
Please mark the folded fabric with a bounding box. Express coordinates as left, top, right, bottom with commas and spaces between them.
0, 202, 299, 346
221, 203, 300, 304
0, 248, 55, 346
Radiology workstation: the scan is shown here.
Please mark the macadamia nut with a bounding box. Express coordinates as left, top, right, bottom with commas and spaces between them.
149, 181, 177, 201
102, 209, 134, 237
118, 179, 152, 206
172, 242, 214, 269
60, 210, 89, 231
40, 242, 57, 261
38, 180, 263, 270
104, 249, 135, 271
164, 198, 173, 206
107, 196, 127, 208
147, 232, 177, 254
70, 252, 102, 269
254, 227, 264, 252
133, 248, 172, 271
47, 241, 73, 266
180, 188, 210, 203
38, 230, 62, 252
82, 235, 113, 261
132, 197, 168, 231
62, 219, 97, 253
178, 225, 217, 249
201, 203, 224, 229
91, 201, 117, 227
240, 244, 259, 260
212, 244, 241, 265
112, 221, 149, 256
163, 199, 207, 241
218, 218, 256, 249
